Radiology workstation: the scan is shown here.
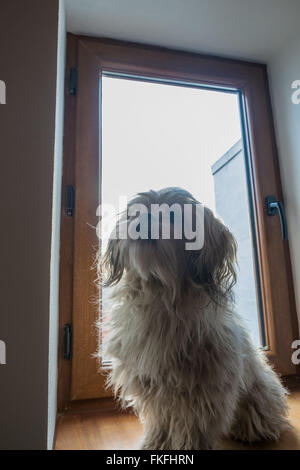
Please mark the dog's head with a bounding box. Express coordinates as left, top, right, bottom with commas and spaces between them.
102, 187, 236, 304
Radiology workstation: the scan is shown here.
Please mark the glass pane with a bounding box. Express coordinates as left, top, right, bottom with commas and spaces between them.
101, 75, 264, 361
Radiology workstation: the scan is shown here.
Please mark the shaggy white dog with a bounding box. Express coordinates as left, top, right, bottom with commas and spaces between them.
99, 187, 289, 450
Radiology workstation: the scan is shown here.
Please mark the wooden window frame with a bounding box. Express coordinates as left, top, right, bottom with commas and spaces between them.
57, 33, 299, 411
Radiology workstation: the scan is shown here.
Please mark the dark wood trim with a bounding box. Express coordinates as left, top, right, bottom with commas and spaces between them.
57, 33, 78, 413
76, 35, 267, 69
70, 37, 105, 400
239, 71, 298, 373
79, 35, 261, 90
261, 69, 299, 374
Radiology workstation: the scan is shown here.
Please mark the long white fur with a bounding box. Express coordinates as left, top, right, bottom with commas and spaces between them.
99, 187, 289, 450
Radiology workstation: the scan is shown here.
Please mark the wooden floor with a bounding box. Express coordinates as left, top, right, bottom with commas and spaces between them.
55, 390, 300, 450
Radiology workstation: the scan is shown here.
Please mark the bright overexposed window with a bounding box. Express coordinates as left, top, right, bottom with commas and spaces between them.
101, 75, 262, 348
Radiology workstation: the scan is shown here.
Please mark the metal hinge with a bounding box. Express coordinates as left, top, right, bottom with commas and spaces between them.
66, 185, 75, 217
69, 67, 78, 95
63, 324, 73, 360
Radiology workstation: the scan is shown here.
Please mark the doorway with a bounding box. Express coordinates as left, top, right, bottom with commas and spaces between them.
58, 35, 297, 408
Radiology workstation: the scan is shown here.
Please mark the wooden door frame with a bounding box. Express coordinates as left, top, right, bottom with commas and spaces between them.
57, 33, 299, 411
57, 33, 77, 413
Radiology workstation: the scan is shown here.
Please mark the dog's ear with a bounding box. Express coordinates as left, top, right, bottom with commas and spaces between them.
189, 207, 237, 298
102, 237, 125, 287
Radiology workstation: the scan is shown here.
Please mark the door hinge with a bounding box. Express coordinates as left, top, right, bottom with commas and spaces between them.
69, 67, 78, 95
66, 185, 75, 217
63, 324, 73, 360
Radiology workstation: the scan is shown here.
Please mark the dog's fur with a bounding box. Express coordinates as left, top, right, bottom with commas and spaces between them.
99, 187, 289, 450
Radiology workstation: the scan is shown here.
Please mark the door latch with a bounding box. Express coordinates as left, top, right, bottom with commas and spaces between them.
266, 195, 288, 241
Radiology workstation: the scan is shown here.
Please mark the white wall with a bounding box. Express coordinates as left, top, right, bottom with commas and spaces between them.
48, 0, 66, 450
269, 36, 300, 328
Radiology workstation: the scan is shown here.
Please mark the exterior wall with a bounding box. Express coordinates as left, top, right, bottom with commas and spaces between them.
212, 140, 261, 345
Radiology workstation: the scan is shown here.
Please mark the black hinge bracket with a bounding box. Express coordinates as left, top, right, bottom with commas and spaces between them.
69, 67, 78, 95
66, 185, 75, 216
63, 324, 73, 360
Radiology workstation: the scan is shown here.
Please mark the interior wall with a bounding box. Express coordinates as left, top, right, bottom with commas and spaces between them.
0, 0, 60, 449
269, 36, 300, 329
